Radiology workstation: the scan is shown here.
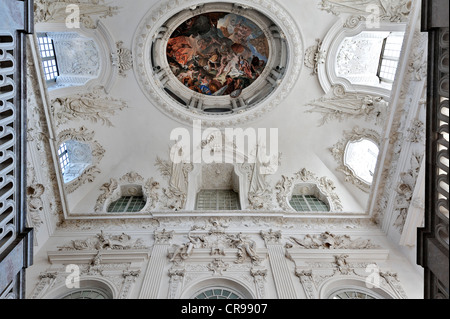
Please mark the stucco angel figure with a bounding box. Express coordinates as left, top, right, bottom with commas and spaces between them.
227, 233, 260, 264
96, 231, 131, 250
169, 242, 193, 262
27, 184, 45, 214
169, 233, 205, 262
334, 254, 351, 275
290, 234, 323, 249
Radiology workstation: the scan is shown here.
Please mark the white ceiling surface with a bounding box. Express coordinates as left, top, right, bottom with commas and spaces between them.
51, 0, 383, 215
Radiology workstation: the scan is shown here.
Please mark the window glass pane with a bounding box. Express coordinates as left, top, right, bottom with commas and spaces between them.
289, 195, 309, 211
344, 139, 379, 184
194, 289, 243, 299
290, 194, 329, 212
330, 290, 378, 299
37, 33, 59, 81
378, 32, 405, 84
58, 143, 69, 174
61, 289, 110, 299
107, 196, 146, 213
196, 190, 240, 210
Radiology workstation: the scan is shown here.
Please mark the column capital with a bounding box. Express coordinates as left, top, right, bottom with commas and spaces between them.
260, 229, 282, 245
295, 269, 313, 279
154, 229, 174, 244
250, 267, 268, 278
123, 270, 141, 279
168, 268, 186, 278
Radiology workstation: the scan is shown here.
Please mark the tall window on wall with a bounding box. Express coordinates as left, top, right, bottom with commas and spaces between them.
37, 33, 59, 82
377, 32, 405, 86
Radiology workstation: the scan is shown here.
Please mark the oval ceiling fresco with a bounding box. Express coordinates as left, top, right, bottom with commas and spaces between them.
166, 12, 269, 97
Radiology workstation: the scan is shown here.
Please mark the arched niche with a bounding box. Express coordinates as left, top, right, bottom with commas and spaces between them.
318, 20, 407, 99
185, 129, 253, 210
186, 162, 248, 211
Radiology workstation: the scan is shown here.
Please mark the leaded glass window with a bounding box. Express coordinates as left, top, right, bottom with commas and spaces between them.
289, 195, 329, 212
60, 288, 111, 299
194, 288, 242, 299
196, 190, 240, 210
37, 33, 59, 82
330, 290, 379, 299
107, 196, 146, 213
58, 143, 70, 175
57, 141, 92, 183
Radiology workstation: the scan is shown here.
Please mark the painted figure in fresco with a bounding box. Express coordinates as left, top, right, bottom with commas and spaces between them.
199, 76, 212, 95
238, 55, 253, 79
230, 22, 253, 45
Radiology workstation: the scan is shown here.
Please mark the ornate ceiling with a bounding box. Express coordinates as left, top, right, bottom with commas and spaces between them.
27, 0, 427, 274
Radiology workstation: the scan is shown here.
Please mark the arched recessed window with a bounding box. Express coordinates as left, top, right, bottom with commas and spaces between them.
57, 140, 92, 184
37, 33, 59, 82
194, 288, 243, 299
107, 184, 147, 213
196, 189, 240, 210
290, 194, 329, 212
288, 183, 330, 212
329, 289, 381, 300
336, 31, 405, 90
344, 138, 379, 185
60, 288, 112, 299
